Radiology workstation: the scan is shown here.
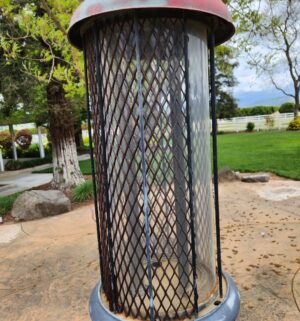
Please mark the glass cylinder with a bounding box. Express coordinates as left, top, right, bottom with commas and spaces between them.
85, 14, 216, 320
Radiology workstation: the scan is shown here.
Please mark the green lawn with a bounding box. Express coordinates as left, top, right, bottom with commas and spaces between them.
33, 131, 300, 180
217, 131, 300, 180
0, 193, 21, 217
33, 159, 92, 175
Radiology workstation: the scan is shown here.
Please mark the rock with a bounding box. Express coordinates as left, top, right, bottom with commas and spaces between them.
218, 167, 241, 182
241, 174, 270, 183
12, 190, 71, 221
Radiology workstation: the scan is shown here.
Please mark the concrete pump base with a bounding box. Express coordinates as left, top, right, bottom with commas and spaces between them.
89, 274, 240, 321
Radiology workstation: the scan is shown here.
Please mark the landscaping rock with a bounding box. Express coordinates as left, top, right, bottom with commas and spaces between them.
12, 190, 71, 221
218, 167, 241, 182
241, 174, 270, 183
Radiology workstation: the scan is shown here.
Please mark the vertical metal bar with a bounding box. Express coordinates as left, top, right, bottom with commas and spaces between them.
93, 25, 118, 310
133, 13, 155, 321
209, 32, 223, 298
169, 36, 189, 292
183, 19, 199, 314
83, 40, 103, 280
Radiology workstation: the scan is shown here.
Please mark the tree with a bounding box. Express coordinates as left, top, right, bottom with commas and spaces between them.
0, 8, 45, 125
229, 0, 300, 118
215, 45, 239, 119
0, 0, 85, 190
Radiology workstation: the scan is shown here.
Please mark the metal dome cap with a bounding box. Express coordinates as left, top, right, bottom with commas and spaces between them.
68, 0, 235, 49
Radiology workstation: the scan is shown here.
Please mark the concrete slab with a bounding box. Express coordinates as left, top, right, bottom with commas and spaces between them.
0, 224, 21, 244
0, 173, 53, 196
0, 154, 90, 180
254, 180, 300, 202
0, 179, 299, 321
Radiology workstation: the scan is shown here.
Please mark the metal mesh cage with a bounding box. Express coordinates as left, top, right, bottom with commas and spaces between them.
85, 14, 217, 321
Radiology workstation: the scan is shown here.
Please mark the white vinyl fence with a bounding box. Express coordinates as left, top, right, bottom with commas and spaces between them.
217, 113, 294, 133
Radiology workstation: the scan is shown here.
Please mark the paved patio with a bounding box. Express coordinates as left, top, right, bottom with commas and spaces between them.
0, 178, 299, 321
0, 173, 53, 196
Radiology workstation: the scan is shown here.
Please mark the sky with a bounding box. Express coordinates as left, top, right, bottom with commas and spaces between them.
230, 0, 298, 108
233, 56, 294, 108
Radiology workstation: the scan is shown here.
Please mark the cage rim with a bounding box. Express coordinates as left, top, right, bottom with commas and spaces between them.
68, 2, 235, 50
89, 273, 240, 321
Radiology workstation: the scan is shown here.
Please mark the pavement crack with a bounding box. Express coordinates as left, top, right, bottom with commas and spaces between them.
291, 266, 300, 313
20, 223, 31, 237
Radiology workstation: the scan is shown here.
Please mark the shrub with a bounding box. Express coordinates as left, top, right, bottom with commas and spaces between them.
72, 180, 94, 203
0, 131, 12, 151
15, 129, 32, 150
83, 137, 90, 146
45, 143, 52, 156
265, 115, 275, 129
3, 144, 51, 159
246, 122, 255, 132
4, 156, 52, 171
19, 144, 40, 158
279, 102, 295, 113
287, 117, 300, 131
5, 160, 22, 171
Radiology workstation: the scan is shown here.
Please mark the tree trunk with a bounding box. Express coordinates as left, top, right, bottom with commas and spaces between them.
9, 124, 17, 161
74, 120, 84, 149
47, 80, 84, 191
295, 88, 299, 118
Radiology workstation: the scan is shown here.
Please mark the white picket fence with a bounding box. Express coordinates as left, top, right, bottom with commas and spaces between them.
217, 112, 294, 132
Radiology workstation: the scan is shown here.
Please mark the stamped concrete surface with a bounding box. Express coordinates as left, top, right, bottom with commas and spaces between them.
0, 177, 299, 321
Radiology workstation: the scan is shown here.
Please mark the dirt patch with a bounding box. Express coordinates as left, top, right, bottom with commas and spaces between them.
0, 179, 300, 321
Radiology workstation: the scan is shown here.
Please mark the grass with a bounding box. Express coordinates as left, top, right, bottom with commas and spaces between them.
217, 131, 300, 180
33, 131, 300, 180
72, 180, 93, 202
33, 159, 92, 175
0, 193, 21, 217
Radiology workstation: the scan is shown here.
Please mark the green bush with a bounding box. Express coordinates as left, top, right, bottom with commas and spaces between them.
287, 117, 300, 131
236, 106, 279, 117
4, 156, 52, 171
72, 180, 94, 202
0, 193, 21, 217
5, 160, 22, 171
3, 143, 51, 159
15, 129, 32, 150
20, 144, 41, 158
0, 131, 12, 151
246, 122, 255, 132
83, 137, 90, 146
279, 102, 295, 113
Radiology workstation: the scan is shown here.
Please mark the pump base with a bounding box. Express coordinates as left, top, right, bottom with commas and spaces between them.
89, 273, 240, 321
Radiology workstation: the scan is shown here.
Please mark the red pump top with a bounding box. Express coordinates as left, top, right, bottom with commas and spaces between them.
68, 0, 235, 49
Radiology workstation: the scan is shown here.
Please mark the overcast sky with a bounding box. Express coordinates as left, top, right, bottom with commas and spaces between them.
233, 55, 294, 108
230, 0, 298, 108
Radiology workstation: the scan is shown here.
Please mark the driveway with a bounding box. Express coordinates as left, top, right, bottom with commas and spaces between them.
0, 178, 299, 321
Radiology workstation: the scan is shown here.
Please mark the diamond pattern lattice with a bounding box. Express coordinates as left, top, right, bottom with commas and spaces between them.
85, 15, 217, 321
